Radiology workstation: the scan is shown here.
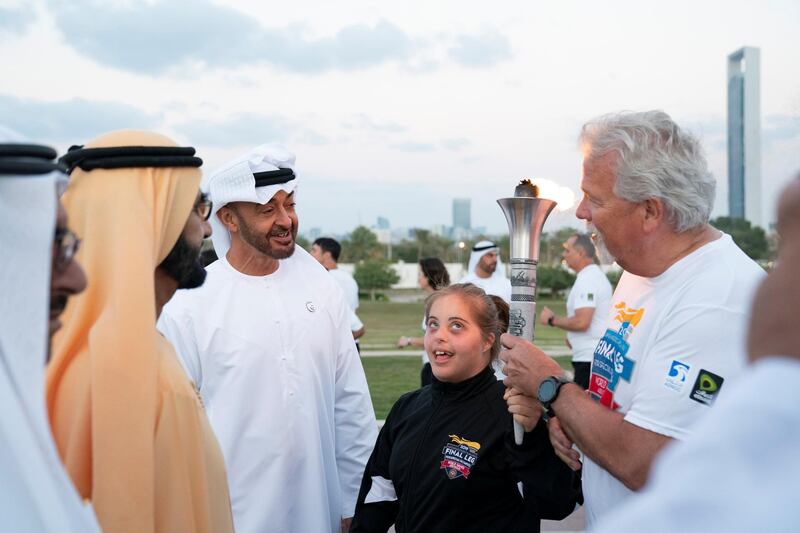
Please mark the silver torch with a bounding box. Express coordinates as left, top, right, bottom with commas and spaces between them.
498, 179, 557, 444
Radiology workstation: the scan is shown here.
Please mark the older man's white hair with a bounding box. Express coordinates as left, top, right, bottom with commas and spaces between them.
579, 110, 716, 233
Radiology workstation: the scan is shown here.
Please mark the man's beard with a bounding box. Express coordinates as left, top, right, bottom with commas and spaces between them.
586, 223, 617, 265
478, 257, 497, 275
238, 217, 297, 260
159, 234, 207, 289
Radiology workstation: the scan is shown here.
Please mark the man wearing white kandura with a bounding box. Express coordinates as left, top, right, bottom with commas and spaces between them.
159, 144, 377, 533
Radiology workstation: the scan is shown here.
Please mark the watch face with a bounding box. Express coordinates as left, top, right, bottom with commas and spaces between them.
538, 379, 557, 403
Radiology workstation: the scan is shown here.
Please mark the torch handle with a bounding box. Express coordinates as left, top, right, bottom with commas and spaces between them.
508, 258, 540, 445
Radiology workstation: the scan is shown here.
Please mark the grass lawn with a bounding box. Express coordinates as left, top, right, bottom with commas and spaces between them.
358, 297, 569, 350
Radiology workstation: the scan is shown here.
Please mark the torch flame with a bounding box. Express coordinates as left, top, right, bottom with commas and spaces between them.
527, 178, 576, 212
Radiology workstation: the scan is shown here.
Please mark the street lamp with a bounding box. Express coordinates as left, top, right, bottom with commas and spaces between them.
457, 241, 466, 265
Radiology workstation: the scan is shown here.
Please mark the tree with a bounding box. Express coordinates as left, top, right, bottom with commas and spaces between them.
710, 217, 769, 260
536, 266, 576, 297
353, 259, 400, 301
296, 235, 310, 251
341, 226, 382, 262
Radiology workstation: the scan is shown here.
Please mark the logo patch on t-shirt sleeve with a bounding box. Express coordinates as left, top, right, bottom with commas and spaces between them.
664, 359, 691, 393
587, 293, 594, 301
689, 369, 724, 406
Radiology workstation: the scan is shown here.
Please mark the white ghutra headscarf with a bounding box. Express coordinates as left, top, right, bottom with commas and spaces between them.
466, 240, 506, 280
0, 132, 100, 532
206, 144, 298, 258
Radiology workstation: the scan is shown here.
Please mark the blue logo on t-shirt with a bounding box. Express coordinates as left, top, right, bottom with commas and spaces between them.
664, 359, 691, 393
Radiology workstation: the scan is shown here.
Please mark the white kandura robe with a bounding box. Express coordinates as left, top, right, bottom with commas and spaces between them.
459, 272, 512, 304
158, 246, 378, 533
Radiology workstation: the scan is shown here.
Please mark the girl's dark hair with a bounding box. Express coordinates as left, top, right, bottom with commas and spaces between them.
424, 283, 504, 360
419, 257, 450, 290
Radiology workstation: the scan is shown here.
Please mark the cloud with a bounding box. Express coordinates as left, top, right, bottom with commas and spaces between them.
763, 114, 800, 143
173, 113, 292, 148
441, 137, 470, 150
448, 30, 512, 67
0, 4, 34, 35
390, 141, 436, 152
0, 94, 160, 142
342, 113, 405, 133
294, 130, 330, 146
47, 0, 412, 75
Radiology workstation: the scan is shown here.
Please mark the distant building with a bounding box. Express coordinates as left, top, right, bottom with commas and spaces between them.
376, 216, 390, 230
453, 198, 471, 230
431, 224, 450, 238
727, 46, 761, 227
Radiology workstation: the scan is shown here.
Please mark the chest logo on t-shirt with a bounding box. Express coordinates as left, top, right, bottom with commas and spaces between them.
589, 302, 644, 410
440, 435, 481, 480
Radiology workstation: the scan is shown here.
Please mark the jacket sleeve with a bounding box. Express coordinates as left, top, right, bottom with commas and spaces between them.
507, 416, 582, 521
350, 401, 404, 533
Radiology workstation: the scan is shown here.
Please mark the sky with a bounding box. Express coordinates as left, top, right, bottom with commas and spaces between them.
1, 0, 798, 237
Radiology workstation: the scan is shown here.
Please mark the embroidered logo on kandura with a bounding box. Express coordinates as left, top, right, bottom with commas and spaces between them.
305, 301, 317, 312
690, 369, 724, 406
440, 434, 480, 480
664, 359, 692, 393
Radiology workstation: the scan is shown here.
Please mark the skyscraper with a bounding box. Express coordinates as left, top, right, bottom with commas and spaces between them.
453, 198, 471, 230
727, 46, 761, 227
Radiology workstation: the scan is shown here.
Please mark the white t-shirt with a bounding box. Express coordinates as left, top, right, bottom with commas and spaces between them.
566, 264, 613, 363
591, 357, 800, 533
330, 268, 363, 335
582, 233, 764, 528
329, 268, 359, 311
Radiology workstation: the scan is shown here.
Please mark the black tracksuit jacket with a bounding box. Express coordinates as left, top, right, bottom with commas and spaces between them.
351, 366, 580, 533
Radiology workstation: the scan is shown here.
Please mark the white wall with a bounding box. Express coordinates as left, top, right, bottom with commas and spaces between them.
339, 262, 468, 289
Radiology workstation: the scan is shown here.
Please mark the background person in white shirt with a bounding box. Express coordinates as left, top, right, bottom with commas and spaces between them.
539, 233, 612, 389
397, 257, 451, 386
311, 237, 366, 349
500, 110, 765, 529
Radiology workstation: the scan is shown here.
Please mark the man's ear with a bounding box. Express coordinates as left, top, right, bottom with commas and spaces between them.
217, 206, 239, 233
641, 198, 665, 233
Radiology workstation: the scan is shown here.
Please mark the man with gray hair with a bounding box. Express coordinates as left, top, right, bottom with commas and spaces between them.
500, 110, 764, 527
539, 233, 612, 389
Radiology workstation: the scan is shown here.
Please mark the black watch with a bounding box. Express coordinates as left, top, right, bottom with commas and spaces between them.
537, 375, 571, 418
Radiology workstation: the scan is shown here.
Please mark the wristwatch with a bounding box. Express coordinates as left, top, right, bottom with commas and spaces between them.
537, 375, 571, 419
547, 315, 555, 327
